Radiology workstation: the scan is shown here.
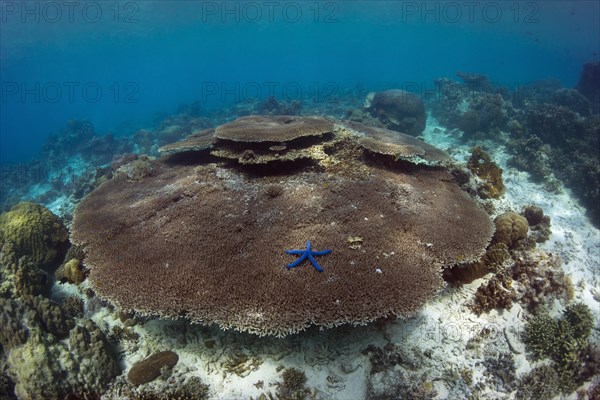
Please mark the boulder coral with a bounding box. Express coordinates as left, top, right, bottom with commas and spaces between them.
0, 202, 69, 267
71, 116, 494, 337
492, 212, 529, 249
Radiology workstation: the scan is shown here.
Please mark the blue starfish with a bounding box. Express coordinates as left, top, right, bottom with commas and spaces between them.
285, 240, 332, 272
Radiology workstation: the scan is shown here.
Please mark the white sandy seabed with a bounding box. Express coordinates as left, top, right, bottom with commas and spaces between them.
56, 116, 598, 400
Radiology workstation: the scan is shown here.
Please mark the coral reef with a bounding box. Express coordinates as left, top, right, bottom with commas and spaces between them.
467, 147, 505, 199
257, 96, 302, 116
105, 376, 210, 400
1, 239, 52, 299
526, 104, 585, 147
128, 351, 179, 386
41, 120, 132, 166
362, 343, 438, 400
470, 273, 515, 314
24, 295, 74, 339
13, 257, 47, 297
276, 368, 308, 399
0, 298, 29, 351
67, 320, 121, 394
456, 71, 490, 89
462, 93, 508, 139
576, 61, 600, 114
515, 364, 560, 400
507, 136, 562, 193
483, 353, 517, 392
367, 89, 426, 136
71, 116, 494, 337
551, 88, 592, 117
6, 322, 120, 399
522, 205, 551, 243
62, 295, 84, 318
0, 202, 68, 267
7, 331, 65, 400
510, 250, 570, 311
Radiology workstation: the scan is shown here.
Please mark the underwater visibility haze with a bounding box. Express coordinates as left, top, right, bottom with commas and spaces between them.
0, 1, 599, 399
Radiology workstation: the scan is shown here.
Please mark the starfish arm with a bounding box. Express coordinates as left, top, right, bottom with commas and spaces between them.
306, 252, 324, 272
285, 249, 306, 255
287, 252, 308, 269
310, 249, 332, 256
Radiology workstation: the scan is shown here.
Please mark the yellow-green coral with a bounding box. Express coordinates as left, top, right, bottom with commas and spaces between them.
55, 258, 85, 284
0, 202, 68, 267
522, 303, 596, 393
493, 212, 529, 248
467, 147, 505, 199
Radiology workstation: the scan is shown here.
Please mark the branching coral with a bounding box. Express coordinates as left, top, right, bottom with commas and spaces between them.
277, 367, 309, 399
522, 303, 596, 393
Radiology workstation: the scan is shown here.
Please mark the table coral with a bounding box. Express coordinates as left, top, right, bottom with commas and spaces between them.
71, 116, 494, 337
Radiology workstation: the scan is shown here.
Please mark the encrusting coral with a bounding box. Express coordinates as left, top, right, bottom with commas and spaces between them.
470, 273, 515, 315
0, 240, 48, 298
0, 202, 68, 267
71, 115, 494, 337
467, 147, 505, 199
0, 298, 29, 351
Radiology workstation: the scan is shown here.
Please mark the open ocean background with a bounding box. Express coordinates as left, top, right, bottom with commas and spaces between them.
1, 0, 599, 163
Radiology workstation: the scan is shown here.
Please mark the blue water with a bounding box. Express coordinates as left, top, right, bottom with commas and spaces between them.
1, 1, 598, 163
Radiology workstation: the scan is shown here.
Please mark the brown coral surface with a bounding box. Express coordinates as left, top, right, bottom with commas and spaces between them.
158, 128, 215, 155
342, 121, 453, 166
215, 115, 334, 142
71, 117, 493, 337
